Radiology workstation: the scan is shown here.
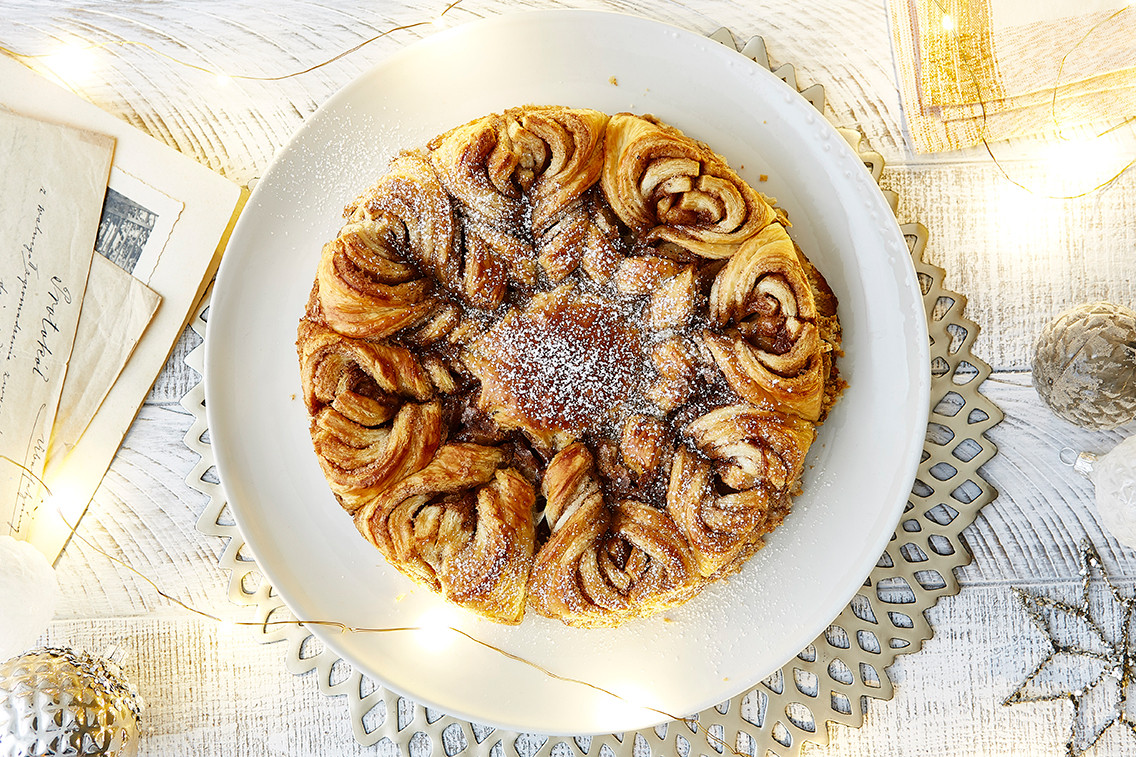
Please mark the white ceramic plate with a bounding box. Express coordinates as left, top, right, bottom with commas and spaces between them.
205, 10, 929, 736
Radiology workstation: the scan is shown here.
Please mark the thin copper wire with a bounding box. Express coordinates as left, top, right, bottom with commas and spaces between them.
929, 0, 1135, 200
2, 454, 737, 753
0, 0, 465, 82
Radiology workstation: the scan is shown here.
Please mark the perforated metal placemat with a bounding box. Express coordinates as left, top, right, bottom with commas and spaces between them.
182, 30, 1003, 757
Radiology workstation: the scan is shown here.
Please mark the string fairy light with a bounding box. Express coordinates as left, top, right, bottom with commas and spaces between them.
37, 36, 102, 86
2, 10, 1060, 748
5, 0, 1128, 203
0, 10, 762, 748
0, 0, 466, 85
932, 0, 1136, 200
1, 455, 741, 755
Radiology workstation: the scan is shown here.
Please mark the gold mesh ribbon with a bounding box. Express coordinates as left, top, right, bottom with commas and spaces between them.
890, 0, 1136, 152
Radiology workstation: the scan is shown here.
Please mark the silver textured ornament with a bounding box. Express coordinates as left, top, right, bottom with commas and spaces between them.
1032, 301, 1136, 429
0, 647, 143, 757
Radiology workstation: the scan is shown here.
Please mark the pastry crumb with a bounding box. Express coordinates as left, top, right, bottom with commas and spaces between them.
609, 75, 618, 86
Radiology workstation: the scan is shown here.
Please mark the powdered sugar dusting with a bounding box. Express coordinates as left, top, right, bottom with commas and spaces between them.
469, 287, 653, 440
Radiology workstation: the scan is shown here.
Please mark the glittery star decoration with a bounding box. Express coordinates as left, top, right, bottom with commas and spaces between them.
1004, 541, 1136, 756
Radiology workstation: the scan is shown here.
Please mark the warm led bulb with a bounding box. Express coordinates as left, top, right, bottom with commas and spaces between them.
1044, 136, 1123, 194
415, 606, 458, 650
42, 483, 85, 525
42, 493, 63, 517
593, 682, 662, 726
941, 14, 957, 31
42, 39, 100, 86
214, 72, 233, 87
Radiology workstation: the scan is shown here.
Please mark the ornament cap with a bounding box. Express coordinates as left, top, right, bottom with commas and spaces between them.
1062, 447, 1098, 479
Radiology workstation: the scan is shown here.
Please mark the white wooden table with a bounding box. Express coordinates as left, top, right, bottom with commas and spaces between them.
6, 1, 1136, 755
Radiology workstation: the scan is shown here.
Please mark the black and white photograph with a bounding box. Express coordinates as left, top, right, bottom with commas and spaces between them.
95, 186, 156, 275
95, 167, 183, 284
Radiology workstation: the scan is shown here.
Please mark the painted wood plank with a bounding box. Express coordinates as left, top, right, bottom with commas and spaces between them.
5, 1, 1136, 754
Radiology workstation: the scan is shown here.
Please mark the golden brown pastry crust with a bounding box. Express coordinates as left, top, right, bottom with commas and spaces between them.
297, 106, 843, 626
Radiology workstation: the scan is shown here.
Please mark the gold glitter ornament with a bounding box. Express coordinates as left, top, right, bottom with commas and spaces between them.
0, 647, 143, 757
1032, 301, 1136, 430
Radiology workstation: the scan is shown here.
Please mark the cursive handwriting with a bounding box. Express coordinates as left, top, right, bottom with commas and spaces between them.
22, 202, 44, 269
4, 273, 28, 362
9, 406, 48, 538
0, 371, 7, 436
3, 198, 46, 363
32, 277, 71, 382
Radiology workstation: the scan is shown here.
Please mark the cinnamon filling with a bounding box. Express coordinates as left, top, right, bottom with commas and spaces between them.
467, 287, 650, 439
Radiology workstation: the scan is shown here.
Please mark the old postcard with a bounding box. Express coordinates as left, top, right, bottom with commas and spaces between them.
0, 110, 114, 540
45, 255, 161, 465
46, 167, 178, 465
1, 55, 246, 562
98, 166, 184, 284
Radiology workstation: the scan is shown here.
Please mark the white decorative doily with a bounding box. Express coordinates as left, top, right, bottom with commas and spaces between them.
182, 30, 1003, 757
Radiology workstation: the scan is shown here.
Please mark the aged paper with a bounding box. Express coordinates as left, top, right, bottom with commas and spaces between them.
0, 55, 246, 562
45, 255, 161, 464
0, 110, 114, 540
46, 167, 175, 464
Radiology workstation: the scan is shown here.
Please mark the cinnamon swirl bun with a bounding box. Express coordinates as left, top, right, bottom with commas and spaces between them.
297, 106, 843, 626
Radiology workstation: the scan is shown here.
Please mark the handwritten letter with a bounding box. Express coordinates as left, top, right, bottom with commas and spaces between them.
0, 110, 114, 539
